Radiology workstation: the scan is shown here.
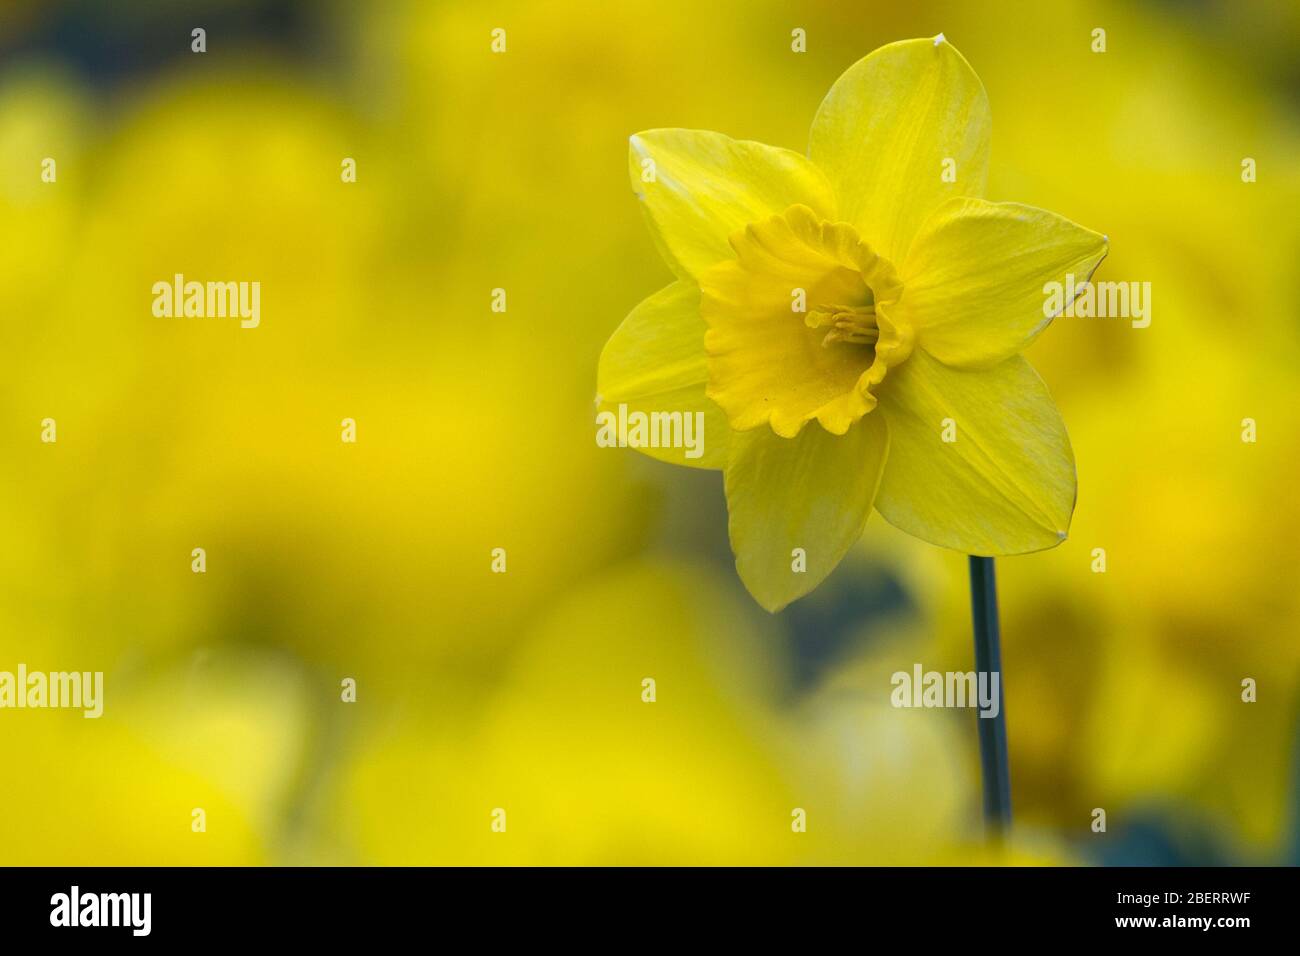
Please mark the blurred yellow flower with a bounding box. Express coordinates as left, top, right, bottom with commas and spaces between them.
600, 37, 1107, 611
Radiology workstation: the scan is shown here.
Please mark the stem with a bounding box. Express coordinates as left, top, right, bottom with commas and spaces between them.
968, 555, 1011, 840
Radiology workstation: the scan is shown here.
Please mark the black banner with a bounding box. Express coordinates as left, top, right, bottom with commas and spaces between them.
0, 866, 1289, 942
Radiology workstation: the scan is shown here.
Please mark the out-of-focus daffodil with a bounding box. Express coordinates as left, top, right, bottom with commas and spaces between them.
599, 37, 1107, 611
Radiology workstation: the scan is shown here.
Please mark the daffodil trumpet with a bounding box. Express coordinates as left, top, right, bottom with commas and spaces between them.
599, 36, 1105, 845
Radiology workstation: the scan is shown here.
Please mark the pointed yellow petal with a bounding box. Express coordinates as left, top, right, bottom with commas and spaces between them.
875, 351, 1074, 555
629, 129, 837, 280
725, 412, 889, 612
598, 281, 730, 469
894, 198, 1108, 368
809, 37, 990, 263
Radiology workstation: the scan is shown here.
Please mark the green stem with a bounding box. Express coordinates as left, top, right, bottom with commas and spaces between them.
968, 555, 1011, 840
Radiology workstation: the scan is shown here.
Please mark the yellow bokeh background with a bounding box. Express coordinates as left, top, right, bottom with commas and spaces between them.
1, 0, 1297, 864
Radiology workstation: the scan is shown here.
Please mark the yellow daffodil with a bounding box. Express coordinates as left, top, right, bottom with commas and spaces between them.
598, 36, 1107, 612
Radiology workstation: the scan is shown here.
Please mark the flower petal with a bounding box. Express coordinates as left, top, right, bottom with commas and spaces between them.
629, 129, 837, 280
597, 281, 730, 469
809, 37, 990, 264
701, 205, 903, 438
724, 411, 889, 612
875, 350, 1075, 555
894, 198, 1108, 368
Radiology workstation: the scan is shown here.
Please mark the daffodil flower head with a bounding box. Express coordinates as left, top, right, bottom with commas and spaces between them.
599, 37, 1108, 611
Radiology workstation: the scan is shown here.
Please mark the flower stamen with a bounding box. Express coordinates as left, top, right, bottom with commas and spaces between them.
806, 302, 880, 347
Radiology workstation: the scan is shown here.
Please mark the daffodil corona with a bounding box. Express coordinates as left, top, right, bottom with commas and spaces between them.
598, 37, 1108, 611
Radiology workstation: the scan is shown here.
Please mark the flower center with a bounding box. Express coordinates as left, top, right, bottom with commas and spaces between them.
700, 204, 912, 437
806, 300, 880, 347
